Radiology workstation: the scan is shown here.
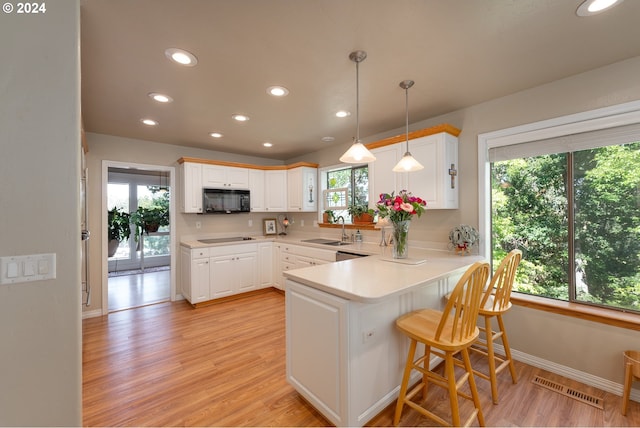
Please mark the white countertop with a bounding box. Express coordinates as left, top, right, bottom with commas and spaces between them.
284, 248, 484, 303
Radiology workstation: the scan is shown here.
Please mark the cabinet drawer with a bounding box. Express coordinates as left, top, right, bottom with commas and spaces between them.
282, 262, 297, 272
191, 248, 210, 259
282, 253, 296, 264
208, 243, 257, 256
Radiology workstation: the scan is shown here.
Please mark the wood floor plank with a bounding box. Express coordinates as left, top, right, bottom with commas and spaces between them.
83, 289, 640, 427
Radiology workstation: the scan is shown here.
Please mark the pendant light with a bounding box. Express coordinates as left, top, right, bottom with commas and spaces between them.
339, 50, 376, 164
393, 80, 424, 172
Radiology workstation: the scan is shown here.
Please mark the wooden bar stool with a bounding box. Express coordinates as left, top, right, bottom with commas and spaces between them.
622, 350, 640, 415
394, 261, 490, 427
471, 249, 522, 404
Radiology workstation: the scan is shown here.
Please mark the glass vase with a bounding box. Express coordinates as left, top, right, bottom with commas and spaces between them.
392, 220, 411, 259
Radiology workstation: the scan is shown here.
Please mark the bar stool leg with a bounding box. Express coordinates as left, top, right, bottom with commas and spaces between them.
445, 352, 461, 427
395, 339, 417, 425
622, 361, 633, 416
462, 347, 485, 426
484, 315, 499, 404
497, 314, 518, 383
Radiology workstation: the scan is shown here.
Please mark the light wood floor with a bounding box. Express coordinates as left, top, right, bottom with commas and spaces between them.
83, 289, 640, 427
107, 269, 170, 312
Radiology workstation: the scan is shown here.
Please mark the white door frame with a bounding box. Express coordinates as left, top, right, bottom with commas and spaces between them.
102, 160, 177, 315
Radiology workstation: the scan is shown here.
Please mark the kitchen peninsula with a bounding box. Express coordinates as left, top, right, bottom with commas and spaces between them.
284, 248, 483, 427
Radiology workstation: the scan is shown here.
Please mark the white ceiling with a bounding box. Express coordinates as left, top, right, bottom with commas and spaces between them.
80, 0, 640, 161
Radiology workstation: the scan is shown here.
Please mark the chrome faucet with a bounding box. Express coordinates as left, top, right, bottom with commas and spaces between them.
337, 216, 348, 242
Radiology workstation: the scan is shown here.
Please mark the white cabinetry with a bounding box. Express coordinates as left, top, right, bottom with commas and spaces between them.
181, 243, 258, 305
368, 132, 458, 210
287, 167, 317, 212
209, 246, 257, 298
278, 244, 336, 290
202, 164, 249, 189
407, 133, 458, 209
180, 247, 210, 303
258, 242, 273, 288
248, 169, 265, 211
264, 170, 287, 212
179, 162, 203, 213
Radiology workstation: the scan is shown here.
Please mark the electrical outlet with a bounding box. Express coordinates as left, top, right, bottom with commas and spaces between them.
300, 219, 304, 227
313, 220, 318, 227
195, 221, 202, 229
248, 219, 253, 227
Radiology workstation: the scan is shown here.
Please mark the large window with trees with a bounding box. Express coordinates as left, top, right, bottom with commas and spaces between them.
486, 114, 640, 313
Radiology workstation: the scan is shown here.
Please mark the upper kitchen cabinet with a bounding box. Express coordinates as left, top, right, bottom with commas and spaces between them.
287, 166, 317, 212
202, 164, 249, 189
264, 170, 288, 212
367, 124, 459, 210
179, 162, 203, 213
407, 132, 458, 209
248, 169, 266, 211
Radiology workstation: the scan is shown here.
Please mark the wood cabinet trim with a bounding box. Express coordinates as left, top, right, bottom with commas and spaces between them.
178, 157, 318, 170
365, 123, 461, 150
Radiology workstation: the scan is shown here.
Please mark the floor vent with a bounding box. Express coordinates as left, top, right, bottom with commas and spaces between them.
532, 376, 604, 409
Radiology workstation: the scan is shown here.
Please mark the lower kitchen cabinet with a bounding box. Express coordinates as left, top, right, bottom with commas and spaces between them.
181, 243, 259, 305
277, 244, 336, 290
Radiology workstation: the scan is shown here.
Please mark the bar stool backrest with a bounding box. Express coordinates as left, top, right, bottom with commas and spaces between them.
482, 249, 522, 312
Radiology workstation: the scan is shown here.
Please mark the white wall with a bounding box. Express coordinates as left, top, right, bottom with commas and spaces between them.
0, 0, 82, 425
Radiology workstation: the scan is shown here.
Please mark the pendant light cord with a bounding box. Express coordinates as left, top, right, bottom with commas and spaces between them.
355, 59, 360, 143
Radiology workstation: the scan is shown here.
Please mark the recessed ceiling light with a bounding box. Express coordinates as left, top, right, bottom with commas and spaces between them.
263, 142, 273, 148
267, 86, 289, 97
141, 118, 158, 126
164, 48, 198, 66
336, 111, 351, 118
148, 92, 173, 103
576, 0, 623, 16
232, 114, 250, 122
209, 132, 223, 138
321, 136, 335, 142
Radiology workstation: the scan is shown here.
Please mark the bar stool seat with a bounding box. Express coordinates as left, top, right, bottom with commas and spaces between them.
394, 261, 490, 427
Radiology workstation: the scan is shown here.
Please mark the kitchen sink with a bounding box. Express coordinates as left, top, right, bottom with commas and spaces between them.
301, 238, 350, 246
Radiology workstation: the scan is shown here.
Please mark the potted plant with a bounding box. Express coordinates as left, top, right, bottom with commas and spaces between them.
130, 205, 169, 241
107, 206, 131, 257
348, 204, 375, 224
323, 209, 335, 224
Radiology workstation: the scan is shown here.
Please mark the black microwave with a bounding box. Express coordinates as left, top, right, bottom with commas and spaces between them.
202, 188, 250, 214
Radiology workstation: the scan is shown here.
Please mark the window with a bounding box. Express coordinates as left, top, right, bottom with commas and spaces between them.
321, 164, 369, 223
481, 103, 640, 313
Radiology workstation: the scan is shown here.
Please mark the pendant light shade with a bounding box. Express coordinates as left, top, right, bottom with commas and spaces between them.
339, 50, 376, 164
393, 80, 424, 172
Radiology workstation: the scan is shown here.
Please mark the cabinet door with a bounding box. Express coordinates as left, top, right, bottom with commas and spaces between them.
236, 252, 258, 293
190, 257, 210, 303
301, 167, 317, 211
407, 134, 458, 209
249, 169, 265, 212
265, 170, 287, 211
258, 243, 273, 288
180, 162, 203, 213
226, 167, 249, 188
369, 145, 406, 207
287, 167, 318, 212
272, 244, 284, 290
202, 164, 227, 188
209, 256, 235, 298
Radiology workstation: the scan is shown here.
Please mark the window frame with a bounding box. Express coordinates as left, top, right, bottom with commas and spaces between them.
478, 100, 640, 313
318, 163, 369, 224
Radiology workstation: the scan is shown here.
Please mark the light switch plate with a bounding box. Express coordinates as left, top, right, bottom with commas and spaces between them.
0, 253, 56, 285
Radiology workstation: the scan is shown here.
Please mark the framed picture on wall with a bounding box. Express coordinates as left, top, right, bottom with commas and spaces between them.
263, 218, 277, 235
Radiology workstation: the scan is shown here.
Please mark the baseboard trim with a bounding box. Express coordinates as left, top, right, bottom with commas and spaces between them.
493, 343, 640, 403
82, 309, 103, 319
